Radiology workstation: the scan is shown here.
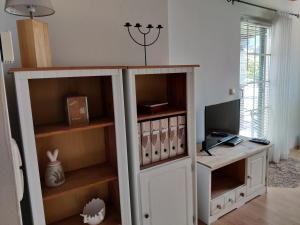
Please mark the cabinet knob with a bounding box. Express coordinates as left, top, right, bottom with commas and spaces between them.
240, 192, 245, 197
217, 204, 222, 209
144, 214, 150, 219
247, 175, 252, 179
228, 198, 233, 203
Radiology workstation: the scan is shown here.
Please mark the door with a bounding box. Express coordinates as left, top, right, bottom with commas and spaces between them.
0, 62, 23, 225
140, 158, 193, 225
247, 151, 266, 195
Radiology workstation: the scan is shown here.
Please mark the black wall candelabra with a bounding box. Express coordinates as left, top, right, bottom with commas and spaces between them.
124, 22, 163, 66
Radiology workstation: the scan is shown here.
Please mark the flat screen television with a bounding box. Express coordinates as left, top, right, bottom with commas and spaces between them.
203, 99, 240, 151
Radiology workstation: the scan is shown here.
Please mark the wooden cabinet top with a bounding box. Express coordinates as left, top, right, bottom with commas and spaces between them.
126, 65, 200, 69
197, 139, 272, 170
9, 65, 200, 73
8, 66, 125, 72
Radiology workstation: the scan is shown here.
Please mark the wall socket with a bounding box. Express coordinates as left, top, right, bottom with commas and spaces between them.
229, 88, 236, 95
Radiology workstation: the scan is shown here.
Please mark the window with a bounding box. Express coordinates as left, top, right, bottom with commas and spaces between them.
240, 20, 271, 138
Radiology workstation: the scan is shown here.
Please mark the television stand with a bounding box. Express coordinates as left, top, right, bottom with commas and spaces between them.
197, 139, 272, 225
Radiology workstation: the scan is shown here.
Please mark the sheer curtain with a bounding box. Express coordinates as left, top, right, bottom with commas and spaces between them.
269, 12, 293, 162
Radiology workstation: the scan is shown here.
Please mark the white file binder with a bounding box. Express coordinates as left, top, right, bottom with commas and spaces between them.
169, 117, 178, 157
160, 118, 170, 160
141, 121, 151, 165
177, 115, 186, 155
137, 123, 142, 166
151, 120, 161, 162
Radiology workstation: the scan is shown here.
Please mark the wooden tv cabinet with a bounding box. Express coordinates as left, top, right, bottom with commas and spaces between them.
197, 139, 272, 225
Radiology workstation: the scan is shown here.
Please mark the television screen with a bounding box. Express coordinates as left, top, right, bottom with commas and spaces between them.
204, 99, 240, 150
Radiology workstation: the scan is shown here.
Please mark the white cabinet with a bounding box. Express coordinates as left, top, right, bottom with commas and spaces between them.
124, 66, 198, 225
197, 142, 270, 225
247, 151, 267, 195
140, 158, 194, 225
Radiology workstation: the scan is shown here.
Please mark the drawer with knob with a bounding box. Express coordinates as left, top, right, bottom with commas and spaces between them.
235, 185, 247, 202
225, 190, 236, 208
210, 196, 225, 216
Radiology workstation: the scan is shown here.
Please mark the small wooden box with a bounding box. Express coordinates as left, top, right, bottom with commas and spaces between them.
138, 102, 168, 114
66, 96, 89, 127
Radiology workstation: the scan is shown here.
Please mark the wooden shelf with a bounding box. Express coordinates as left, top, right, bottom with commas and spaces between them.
137, 108, 186, 121
43, 164, 118, 201
211, 174, 244, 199
35, 118, 114, 138
49, 207, 121, 225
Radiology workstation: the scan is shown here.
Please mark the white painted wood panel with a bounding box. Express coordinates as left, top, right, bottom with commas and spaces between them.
0, 63, 23, 225
197, 164, 210, 225
111, 75, 132, 225
140, 158, 193, 225
15, 77, 46, 225
247, 151, 266, 195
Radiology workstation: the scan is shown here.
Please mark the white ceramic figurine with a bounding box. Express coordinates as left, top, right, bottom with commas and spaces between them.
45, 149, 65, 187
81, 198, 106, 225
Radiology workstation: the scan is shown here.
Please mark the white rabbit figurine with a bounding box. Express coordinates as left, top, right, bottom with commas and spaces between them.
45, 149, 65, 187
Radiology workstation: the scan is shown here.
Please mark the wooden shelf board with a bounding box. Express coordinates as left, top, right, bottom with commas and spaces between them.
141, 154, 188, 170
35, 118, 114, 138
127, 65, 200, 69
137, 108, 186, 121
43, 164, 118, 201
9, 66, 126, 72
49, 207, 121, 225
211, 174, 244, 199
10, 65, 199, 73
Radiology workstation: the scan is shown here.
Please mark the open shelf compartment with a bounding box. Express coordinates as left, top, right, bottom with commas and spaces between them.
43, 163, 118, 201
135, 73, 188, 169
211, 159, 246, 199
135, 73, 187, 120
28, 76, 122, 225
49, 207, 120, 225
35, 118, 114, 138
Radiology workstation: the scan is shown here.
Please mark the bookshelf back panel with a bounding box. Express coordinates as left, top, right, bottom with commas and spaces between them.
135, 75, 168, 105
213, 159, 246, 184
211, 159, 246, 199
135, 73, 187, 109
29, 76, 114, 126
44, 182, 109, 224
36, 128, 107, 176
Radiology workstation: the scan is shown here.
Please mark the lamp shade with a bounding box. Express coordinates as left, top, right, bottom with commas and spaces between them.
5, 0, 55, 17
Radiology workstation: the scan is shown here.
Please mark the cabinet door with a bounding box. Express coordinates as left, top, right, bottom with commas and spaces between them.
247, 151, 267, 195
140, 158, 193, 225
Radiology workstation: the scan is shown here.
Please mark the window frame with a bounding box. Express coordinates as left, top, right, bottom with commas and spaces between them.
239, 19, 272, 138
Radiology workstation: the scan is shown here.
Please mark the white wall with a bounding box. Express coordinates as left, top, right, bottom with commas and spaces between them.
0, 1, 169, 224
0, 0, 169, 67
168, 0, 300, 144
0, 0, 169, 133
